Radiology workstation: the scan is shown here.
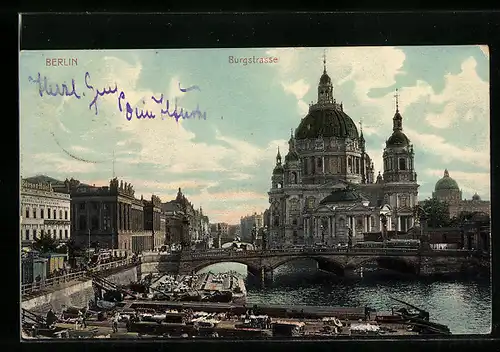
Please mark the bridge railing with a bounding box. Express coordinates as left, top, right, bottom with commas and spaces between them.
180, 247, 476, 260
21, 257, 138, 298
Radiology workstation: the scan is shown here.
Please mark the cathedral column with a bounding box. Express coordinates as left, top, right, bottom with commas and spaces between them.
322, 156, 325, 174
397, 216, 401, 231
128, 205, 131, 231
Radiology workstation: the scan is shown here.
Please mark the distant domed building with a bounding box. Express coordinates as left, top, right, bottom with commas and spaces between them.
432, 169, 462, 202
267, 56, 419, 248
430, 169, 490, 218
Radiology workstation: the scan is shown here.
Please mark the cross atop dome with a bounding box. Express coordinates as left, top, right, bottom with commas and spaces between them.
323, 49, 327, 74
394, 88, 400, 113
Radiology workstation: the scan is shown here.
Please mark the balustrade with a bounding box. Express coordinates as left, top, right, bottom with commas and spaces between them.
21, 257, 138, 298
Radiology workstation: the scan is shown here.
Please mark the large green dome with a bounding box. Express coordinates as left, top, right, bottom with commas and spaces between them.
435, 169, 459, 191
319, 186, 366, 205
295, 108, 359, 140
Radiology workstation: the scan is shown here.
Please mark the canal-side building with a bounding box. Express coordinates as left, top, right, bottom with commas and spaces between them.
20, 177, 71, 248
267, 58, 419, 248
161, 188, 204, 247
66, 177, 154, 252
240, 212, 264, 242
162, 201, 187, 246
143, 195, 165, 250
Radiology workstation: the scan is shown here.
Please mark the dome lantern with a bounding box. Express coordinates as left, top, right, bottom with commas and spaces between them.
386, 88, 410, 147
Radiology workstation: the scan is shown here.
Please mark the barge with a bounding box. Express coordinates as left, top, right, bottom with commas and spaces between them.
22, 271, 450, 339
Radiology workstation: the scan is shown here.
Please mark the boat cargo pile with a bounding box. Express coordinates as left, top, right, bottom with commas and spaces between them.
145, 272, 246, 304
22, 297, 451, 339
21, 271, 450, 339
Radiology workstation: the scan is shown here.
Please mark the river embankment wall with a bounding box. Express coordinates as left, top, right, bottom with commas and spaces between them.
21, 266, 139, 314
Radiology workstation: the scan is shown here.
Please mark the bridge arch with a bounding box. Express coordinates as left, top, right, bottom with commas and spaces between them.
270, 256, 345, 276
346, 256, 418, 275
190, 259, 261, 276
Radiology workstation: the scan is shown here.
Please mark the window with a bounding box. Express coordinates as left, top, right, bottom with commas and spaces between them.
48, 229, 51, 236
339, 218, 345, 228
307, 197, 315, 209
59, 210, 63, 219
65, 229, 68, 239
292, 218, 298, 225
53, 210, 56, 219
25, 208, 29, 218
79, 203, 86, 210
25, 229, 29, 241
317, 157, 323, 168
33, 229, 37, 240
48, 208, 51, 219
65, 211, 68, 220
399, 158, 406, 171
41, 209, 44, 219
59, 229, 63, 239
41, 229, 44, 237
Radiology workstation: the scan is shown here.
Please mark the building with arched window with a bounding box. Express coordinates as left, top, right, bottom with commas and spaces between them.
268, 57, 419, 248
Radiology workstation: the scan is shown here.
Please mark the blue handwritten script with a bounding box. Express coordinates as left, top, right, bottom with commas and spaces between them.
178, 82, 201, 93
85, 72, 118, 115
27, 72, 207, 122
28, 72, 81, 99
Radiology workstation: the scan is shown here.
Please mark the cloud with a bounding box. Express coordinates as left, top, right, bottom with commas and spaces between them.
400, 57, 489, 130
21, 153, 97, 175
424, 169, 490, 199
282, 79, 310, 100
365, 142, 385, 175
405, 127, 489, 170
479, 45, 489, 58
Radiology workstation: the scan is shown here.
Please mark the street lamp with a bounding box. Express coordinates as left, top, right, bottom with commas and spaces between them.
88, 228, 91, 264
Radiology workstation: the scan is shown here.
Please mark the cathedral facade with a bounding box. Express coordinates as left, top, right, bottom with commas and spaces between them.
267, 60, 419, 248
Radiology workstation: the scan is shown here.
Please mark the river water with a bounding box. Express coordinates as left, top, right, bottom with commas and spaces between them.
198, 259, 491, 335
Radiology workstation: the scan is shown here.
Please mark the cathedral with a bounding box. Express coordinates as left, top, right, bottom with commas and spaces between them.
267, 58, 419, 248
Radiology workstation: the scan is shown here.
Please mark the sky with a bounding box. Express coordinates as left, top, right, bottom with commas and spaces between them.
19, 46, 490, 224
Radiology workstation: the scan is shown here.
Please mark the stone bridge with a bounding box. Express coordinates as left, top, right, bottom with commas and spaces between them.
141, 249, 486, 278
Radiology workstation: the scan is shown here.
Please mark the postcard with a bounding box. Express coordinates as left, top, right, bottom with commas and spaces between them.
19, 46, 491, 340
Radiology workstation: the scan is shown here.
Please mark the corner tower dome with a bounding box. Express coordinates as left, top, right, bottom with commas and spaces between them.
295, 53, 359, 140
435, 169, 460, 191
386, 89, 410, 147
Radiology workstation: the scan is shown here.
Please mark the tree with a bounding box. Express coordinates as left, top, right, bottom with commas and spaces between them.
420, 198, 451, 228
32, 233, 59, 253
449, 211, 477, 227
57, 238, 82, 257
